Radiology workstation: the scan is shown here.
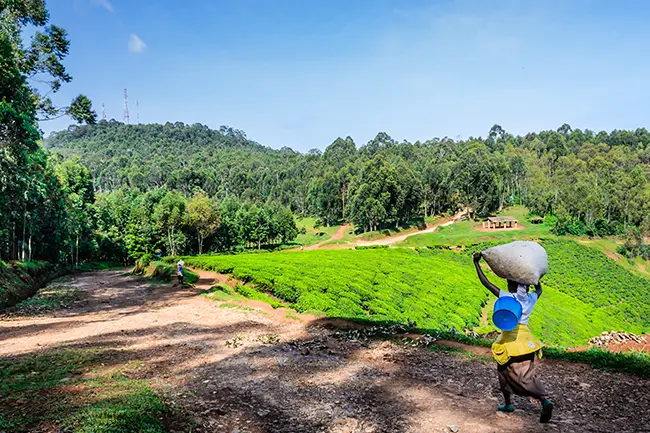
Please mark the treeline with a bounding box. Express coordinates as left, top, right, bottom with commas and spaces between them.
95, 187, 298, 263
48, 122, 650, 237
1, 0, 96, 265
0, 0, 301, 267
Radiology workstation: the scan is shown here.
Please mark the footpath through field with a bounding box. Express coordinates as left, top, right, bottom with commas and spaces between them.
306, 213, 462, 251
305, 224, 351, 250
355, 217, 458, 247
1, 270, 649, 432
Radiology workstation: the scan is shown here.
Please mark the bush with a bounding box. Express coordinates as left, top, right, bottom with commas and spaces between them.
212, 282, 234, 294
235, 285, 283, 308
0, 261, 59, 309
179, 249, 489, 332
133, 254, 154, 274
355, 245, 389, 250
134, 261, 198, 284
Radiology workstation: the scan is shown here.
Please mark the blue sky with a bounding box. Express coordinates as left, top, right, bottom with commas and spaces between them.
42, 0, 650, 151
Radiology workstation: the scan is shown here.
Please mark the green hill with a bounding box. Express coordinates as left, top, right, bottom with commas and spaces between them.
179, 239, 650, 347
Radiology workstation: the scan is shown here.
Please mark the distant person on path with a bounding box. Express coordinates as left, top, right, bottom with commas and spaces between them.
473, 252, 553, 423
177, 259, 185, 285
300, 244, 303, 251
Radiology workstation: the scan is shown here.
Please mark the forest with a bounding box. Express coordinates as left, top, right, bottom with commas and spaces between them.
31, 120, 650, 264
4, 0, 650, 267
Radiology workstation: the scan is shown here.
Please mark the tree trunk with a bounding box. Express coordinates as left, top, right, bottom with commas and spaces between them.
198, 234, 204, 255
75, 236, 79, 269
258, 239, 261, 250
21, 211, 27, 261
11, 220, 16, 261
168, 228, 174, 257
28, 232, 32, 262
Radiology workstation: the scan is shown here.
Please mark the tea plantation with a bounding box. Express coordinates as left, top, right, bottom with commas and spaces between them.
181, 239, 650, 347
182, 248, 490, 331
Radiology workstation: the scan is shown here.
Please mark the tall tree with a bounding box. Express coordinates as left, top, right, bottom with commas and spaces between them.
186, 191, 219, 255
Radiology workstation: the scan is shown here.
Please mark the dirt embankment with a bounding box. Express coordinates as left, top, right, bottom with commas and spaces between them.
0, 261, 61, 309
2, 270, 650, 432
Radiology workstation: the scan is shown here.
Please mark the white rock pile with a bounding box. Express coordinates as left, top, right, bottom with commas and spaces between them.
588, 331, 646, 346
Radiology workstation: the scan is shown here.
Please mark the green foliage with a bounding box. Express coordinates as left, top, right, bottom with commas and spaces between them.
45, 122, 650, 240
134, 260, 198, 284
211, 282, 235, 295
181, 249, 490, 331
235, 284, 283, 308
355, 245, 390, 250
0, 350, 169, 432
543, 347, 650, 378
0, 260, 58, 309
185, 237, 650, 347
0, 0, 95, 266
533, 239, 650, 345
12, 284, 80, 314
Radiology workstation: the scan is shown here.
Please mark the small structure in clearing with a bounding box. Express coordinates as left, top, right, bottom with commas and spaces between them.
483, 216, 518, 229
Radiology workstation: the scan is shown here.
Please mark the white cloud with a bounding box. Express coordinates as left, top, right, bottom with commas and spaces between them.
128, 34, 147, 53
92, 0, 113, 12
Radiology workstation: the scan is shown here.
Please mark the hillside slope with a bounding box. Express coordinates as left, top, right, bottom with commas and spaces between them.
180, 240, 650, 347
45, 122, 312, 206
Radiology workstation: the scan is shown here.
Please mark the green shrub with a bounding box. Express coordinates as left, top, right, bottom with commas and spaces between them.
135, 261, 198, 284
180, 249, 489, 332
0, 261, 59, 309
235, 285, 283, 308
212, 282, 234, 294
355, 245, 389, 250
179, 239, 650, 347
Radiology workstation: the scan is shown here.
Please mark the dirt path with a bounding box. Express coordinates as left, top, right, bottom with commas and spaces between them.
356, 215, 459, 247
2, 270, 649, 432
305, 224, 351, 250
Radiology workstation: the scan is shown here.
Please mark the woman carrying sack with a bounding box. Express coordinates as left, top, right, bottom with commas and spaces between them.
473, 252, 553, 423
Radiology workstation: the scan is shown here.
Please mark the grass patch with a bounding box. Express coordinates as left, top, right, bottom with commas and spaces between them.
544, 347, 650, 378
76, 261, 123, 272
202, 285, 247, 303
294, 217, 342, 247
400, 206, 551, 247
0, 260, 59, 309
10, 284, 81, 315
235, 285, 284, 308
0, 350, 174, 432
218, 303, 254, 311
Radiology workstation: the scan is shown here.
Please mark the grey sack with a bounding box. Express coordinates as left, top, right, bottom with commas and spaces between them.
481, 241, 548, 285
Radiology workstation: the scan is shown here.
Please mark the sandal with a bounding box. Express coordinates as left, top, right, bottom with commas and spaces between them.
498, 404, 515, 413
540, 399, 553, 423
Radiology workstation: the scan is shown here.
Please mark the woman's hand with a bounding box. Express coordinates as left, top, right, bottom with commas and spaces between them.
473, 252, 482, 262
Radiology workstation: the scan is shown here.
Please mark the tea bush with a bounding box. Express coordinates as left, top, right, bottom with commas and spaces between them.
181, 239, 650, 347
181, 248, 490, 331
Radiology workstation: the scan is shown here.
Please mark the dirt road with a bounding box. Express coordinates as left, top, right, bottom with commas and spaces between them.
2, 270, 649, 432
355, 217, 457, 247
305, 224, 351, 250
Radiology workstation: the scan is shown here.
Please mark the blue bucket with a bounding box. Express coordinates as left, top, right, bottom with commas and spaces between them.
492, 296, 522, 331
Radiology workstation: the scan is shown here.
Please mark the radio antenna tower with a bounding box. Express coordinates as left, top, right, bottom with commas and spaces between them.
101, 103, 106, 121
123, 88, 130, 124
136, 100, 139, 123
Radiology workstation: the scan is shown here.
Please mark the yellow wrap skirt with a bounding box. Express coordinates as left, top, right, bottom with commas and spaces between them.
491, 324, 544, 365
